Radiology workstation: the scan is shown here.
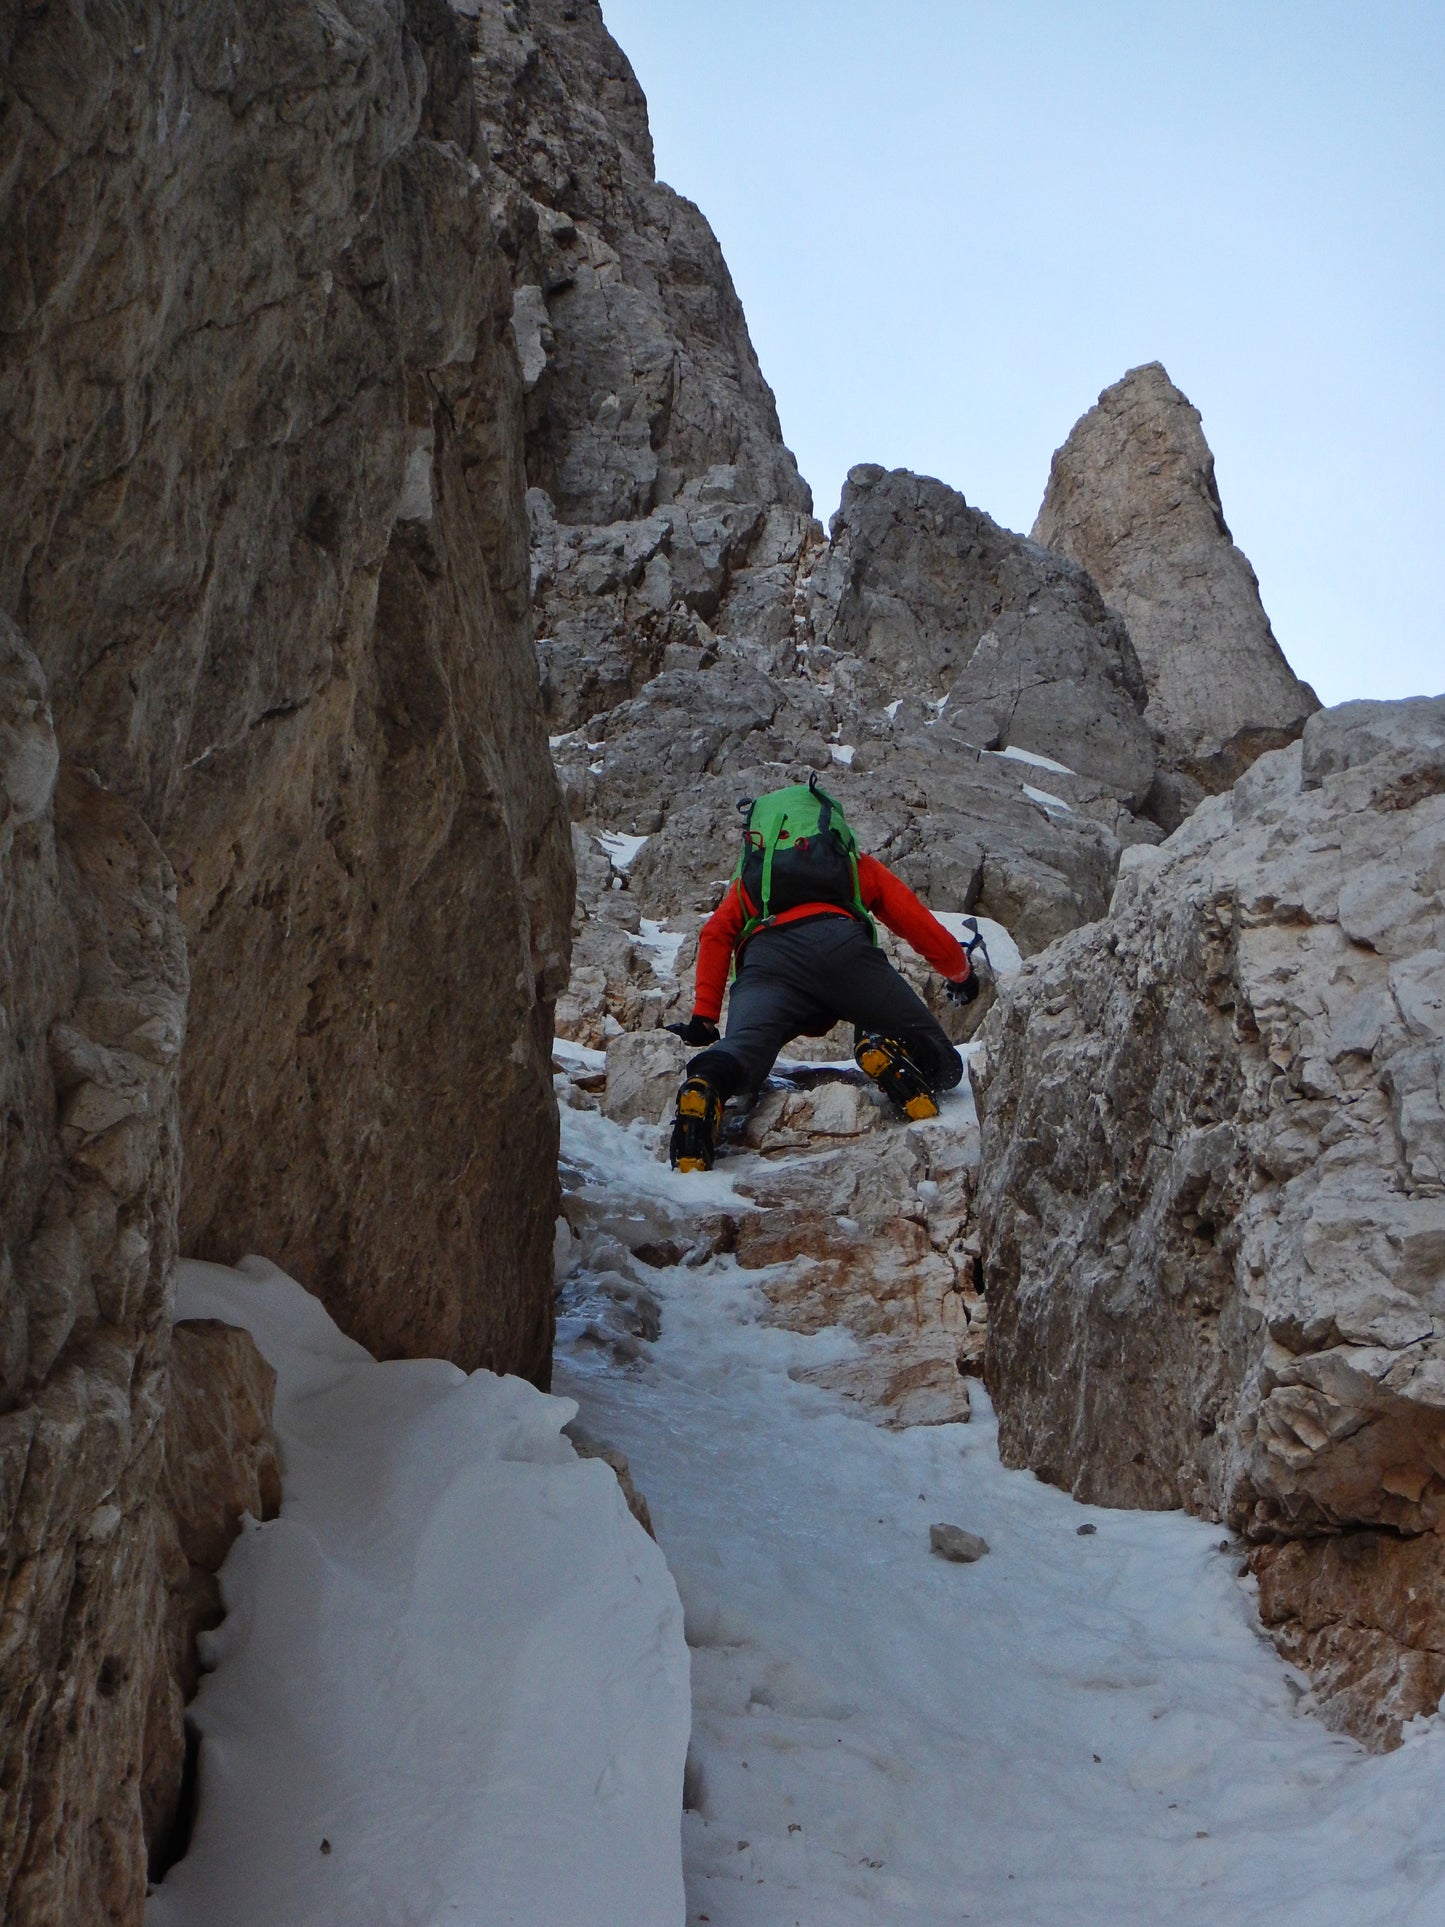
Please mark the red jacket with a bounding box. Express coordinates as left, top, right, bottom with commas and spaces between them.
691, 852, 970, 1023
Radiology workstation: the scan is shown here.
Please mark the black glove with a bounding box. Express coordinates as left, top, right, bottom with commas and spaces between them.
667, 1014, 720, 1047
945, 973, 981, 1006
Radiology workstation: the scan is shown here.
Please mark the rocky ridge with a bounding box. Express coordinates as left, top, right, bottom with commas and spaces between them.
548, 448, 1178, 1054
972, 696, 1445, 1746
474, 10, 1227, 1059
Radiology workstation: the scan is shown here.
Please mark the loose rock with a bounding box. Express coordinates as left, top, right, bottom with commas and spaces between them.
930, 1524, 991, 1563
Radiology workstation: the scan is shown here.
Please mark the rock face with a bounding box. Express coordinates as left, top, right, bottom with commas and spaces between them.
486, 13, 1197, 1060
470, 0, 814, 730
1034, 362, 1319, 808
2, 0, 573, 1376
548, 455, 1173, 1046
145, 1319, 281, 1865
3, 0, 576, 1916
812, 465, 1155, 806
1, 621, 187, 1922
973, 696, 1445, 1746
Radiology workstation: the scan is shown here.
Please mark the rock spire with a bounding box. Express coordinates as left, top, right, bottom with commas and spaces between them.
1033, 362, 1318, 814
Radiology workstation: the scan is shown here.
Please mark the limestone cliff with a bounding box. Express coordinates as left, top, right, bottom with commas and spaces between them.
2, 0, 572, 1370
1034, 362, 1319, 818
463, 12, 1200, 1060
973, 696, 1445, 1746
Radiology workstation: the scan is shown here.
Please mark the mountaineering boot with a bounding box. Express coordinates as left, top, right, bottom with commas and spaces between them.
855, 1033, 940, 1121
669, 1076, 724, 1172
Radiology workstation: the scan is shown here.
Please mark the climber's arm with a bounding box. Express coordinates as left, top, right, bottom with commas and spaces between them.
690, 882, 747, 1023
858, 854, 971, 981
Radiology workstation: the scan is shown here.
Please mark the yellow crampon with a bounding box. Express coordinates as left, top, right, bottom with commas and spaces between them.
670, 1076, 723, 1171
855, 1036, 939, 1121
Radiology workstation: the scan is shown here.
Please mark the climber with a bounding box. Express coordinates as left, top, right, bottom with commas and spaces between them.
666, 775, 981, 1171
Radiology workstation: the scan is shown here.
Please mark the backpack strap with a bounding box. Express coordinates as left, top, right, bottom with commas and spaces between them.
807, 771, 838, 836
759, 805, 783, 918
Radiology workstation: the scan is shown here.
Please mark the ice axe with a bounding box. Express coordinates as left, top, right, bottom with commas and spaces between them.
959, 915, 993, 979
945, 916, 993, 1007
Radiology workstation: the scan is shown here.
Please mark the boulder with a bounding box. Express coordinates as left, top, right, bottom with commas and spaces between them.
930, 1524, 990, 1563
973, 695, 1445, 1746
1033, 362, 1319, 800
602, 1028, 690, 1126
734, 1111, 978, 1428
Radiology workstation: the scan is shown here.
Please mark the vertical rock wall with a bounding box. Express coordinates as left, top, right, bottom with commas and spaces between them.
2, 0, 573, 1373
973, 697, 1445, 1747
1, 620, 188, 1922
468, 0, 817, 724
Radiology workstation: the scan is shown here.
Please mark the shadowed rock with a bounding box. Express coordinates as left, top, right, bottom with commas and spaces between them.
1, 0, 573, 1381
1, 621, 187, 1924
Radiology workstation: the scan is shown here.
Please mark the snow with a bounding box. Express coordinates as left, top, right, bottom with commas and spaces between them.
638, 916, 687, 977
598, 828, 649, 869
935, 909, 1024, 978
149, 1256, 688, 1927
829, 743, 856, 765
1022, 781, 1074, 815
553, 1100, 1445, 1927
983, 742, 1076, 775
884, 698, 903, 720
552, 1034, 607, 1075
150, 957, 1445, 1926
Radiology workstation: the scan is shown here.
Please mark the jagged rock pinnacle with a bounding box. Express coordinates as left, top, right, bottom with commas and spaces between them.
1034, 361, 1319, 806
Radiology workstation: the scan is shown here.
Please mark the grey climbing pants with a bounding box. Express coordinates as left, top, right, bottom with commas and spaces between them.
686, 915, 963, 1101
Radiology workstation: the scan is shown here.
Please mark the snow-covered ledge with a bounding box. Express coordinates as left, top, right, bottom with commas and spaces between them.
148, 1258, 689, 1926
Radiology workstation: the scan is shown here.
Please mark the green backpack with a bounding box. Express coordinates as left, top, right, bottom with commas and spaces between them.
732, 775, 876, 944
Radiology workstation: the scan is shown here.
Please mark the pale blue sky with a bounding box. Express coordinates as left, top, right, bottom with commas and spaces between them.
600, 0, 1442, 705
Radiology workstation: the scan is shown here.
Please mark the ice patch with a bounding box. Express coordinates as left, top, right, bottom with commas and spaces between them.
984, 742, 1076, 775
637, 918, 686, 977
1023, 782, 1074, 815
151, 1256, 688, 1927
597, 829, 648, 869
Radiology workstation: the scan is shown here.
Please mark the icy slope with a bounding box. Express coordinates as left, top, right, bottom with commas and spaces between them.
149, 1257, 688, 1927
555, 1081, 1445, 1927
